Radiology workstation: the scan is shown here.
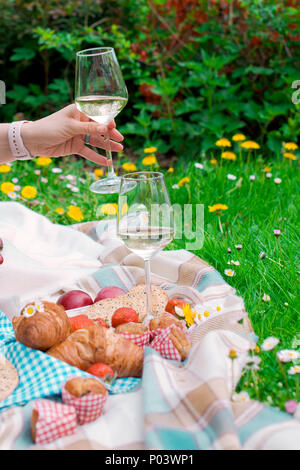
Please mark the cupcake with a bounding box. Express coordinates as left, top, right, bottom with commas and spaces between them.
31, 399, 77, 444
62, 377, 107, 425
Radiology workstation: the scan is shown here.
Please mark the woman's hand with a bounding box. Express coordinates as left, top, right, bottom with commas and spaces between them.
21, 104, 124, 166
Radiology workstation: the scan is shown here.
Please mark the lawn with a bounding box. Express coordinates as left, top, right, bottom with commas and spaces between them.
0, 137, 299, 411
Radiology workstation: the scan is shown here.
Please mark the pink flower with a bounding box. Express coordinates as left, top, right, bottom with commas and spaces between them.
285, 400, 298, 415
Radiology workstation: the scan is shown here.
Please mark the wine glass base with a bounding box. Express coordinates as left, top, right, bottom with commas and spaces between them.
89, 176, 121, 194
90, 176, 137, 194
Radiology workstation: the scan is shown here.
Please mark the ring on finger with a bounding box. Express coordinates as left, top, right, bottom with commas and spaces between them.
84, 134, 91, 145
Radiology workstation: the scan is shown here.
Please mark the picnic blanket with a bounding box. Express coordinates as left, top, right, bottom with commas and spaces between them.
0, 201, 299, 450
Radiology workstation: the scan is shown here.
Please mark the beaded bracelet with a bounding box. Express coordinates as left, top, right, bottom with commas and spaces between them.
8, 120, 33, 161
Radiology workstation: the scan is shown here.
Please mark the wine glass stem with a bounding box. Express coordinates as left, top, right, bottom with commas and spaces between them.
105, 136, 115, 178
144, 258, 153, 320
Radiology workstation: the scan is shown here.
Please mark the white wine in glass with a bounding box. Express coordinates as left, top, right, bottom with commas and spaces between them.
117, 172, 175, 324
75, 95, 128, 125
75, 47, 128, 194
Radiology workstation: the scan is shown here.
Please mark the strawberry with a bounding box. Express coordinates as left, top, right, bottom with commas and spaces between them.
111, 307, 139, 328
165, 298, 186, 315
94, 318, 109, 328
69, 314, 94, 331
86, 363, 114, 380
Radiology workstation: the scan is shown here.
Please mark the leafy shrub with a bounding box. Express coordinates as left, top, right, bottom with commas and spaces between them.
0, 0, 299, 158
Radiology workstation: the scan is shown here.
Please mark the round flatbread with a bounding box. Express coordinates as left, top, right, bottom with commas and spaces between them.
85, 284, 169, 324
0, 354, 19, 401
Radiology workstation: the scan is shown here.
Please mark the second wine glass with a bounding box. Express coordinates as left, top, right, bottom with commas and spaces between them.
75, 47, 128, 194
117, 172, 175, 324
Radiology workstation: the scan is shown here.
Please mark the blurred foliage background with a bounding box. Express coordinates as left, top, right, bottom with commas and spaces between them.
0, 0, 299, 158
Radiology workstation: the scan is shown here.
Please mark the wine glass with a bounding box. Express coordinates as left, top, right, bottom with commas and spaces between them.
75, 47, 128, 194
117, 172, 175, 324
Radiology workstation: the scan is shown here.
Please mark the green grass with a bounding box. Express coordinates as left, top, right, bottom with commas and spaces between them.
0, 148, 299, 411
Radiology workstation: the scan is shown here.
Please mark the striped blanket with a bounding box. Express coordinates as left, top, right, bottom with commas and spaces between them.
0, 202, 299, 450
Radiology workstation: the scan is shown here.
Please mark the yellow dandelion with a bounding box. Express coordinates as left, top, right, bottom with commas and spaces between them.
204, 310, 210, 318
232, 133, 246, 142
122, 162, 137, 172
67, 205, 83, 222
0, 164, 11, 173
221, 151, 237, 161
178, 177, 190, 187
21, 185, 37, 199
100, 203, 118, 216
54, 208, 64, 215
182, 303, 196, 327
216, 138, 231, 148
144, 146, 157, 154
167, 167, 174, 173
36, 157, 52, 166
142, 155, 157, 166
241, 141, 260, 150
210, 158, 218, 165
283, 152, 297, 161
264, 166, 271, 172
284, 142, 298, 151
94, 168, 104, 179
208, 203, 228, 212
1, 182, 15, 195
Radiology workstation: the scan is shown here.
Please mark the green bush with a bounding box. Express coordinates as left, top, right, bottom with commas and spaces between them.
0, 0, 299, 158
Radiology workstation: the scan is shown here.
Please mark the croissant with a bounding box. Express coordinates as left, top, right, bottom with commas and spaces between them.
149, 313, 184, 331
12, 301, 72, 351
47, 324, 144, 378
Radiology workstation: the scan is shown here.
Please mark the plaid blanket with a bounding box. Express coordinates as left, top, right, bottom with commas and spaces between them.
0, 204, 299, 450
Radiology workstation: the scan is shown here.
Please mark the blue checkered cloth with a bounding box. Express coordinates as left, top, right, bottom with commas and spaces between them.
0, 312, 141, 411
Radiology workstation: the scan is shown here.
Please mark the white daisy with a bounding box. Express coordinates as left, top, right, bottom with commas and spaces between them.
227, 174, 237, 181
34, 170, 41, 175
274, 178, 282, 184
12, 177, 19, 183
52, 168, 62, 174
172, 184, 180, 189
277, 350, 300, 363
262, 293, 270, 302
14, 185, 21, 192
34, 301, 45, 313
7, 192, 17, 200
244, 355, 261, 371
265, 172, 272, 178
224, 269, 236, 277
174, 306, 185, 318
288, 366, 300, 375
194, 163, 204, 169
235, 244, 243, 250
232, 391, 250, 403
41, 177, 48, 184
249, 175, 255, 181
273, 229, 281, 237
23, 304, 37, 318
261, 336, 280, 351
193, 306, 211, 324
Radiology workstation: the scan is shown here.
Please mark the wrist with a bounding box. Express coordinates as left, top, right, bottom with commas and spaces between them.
0, 124, 14, 162
21, 121, 38, 157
